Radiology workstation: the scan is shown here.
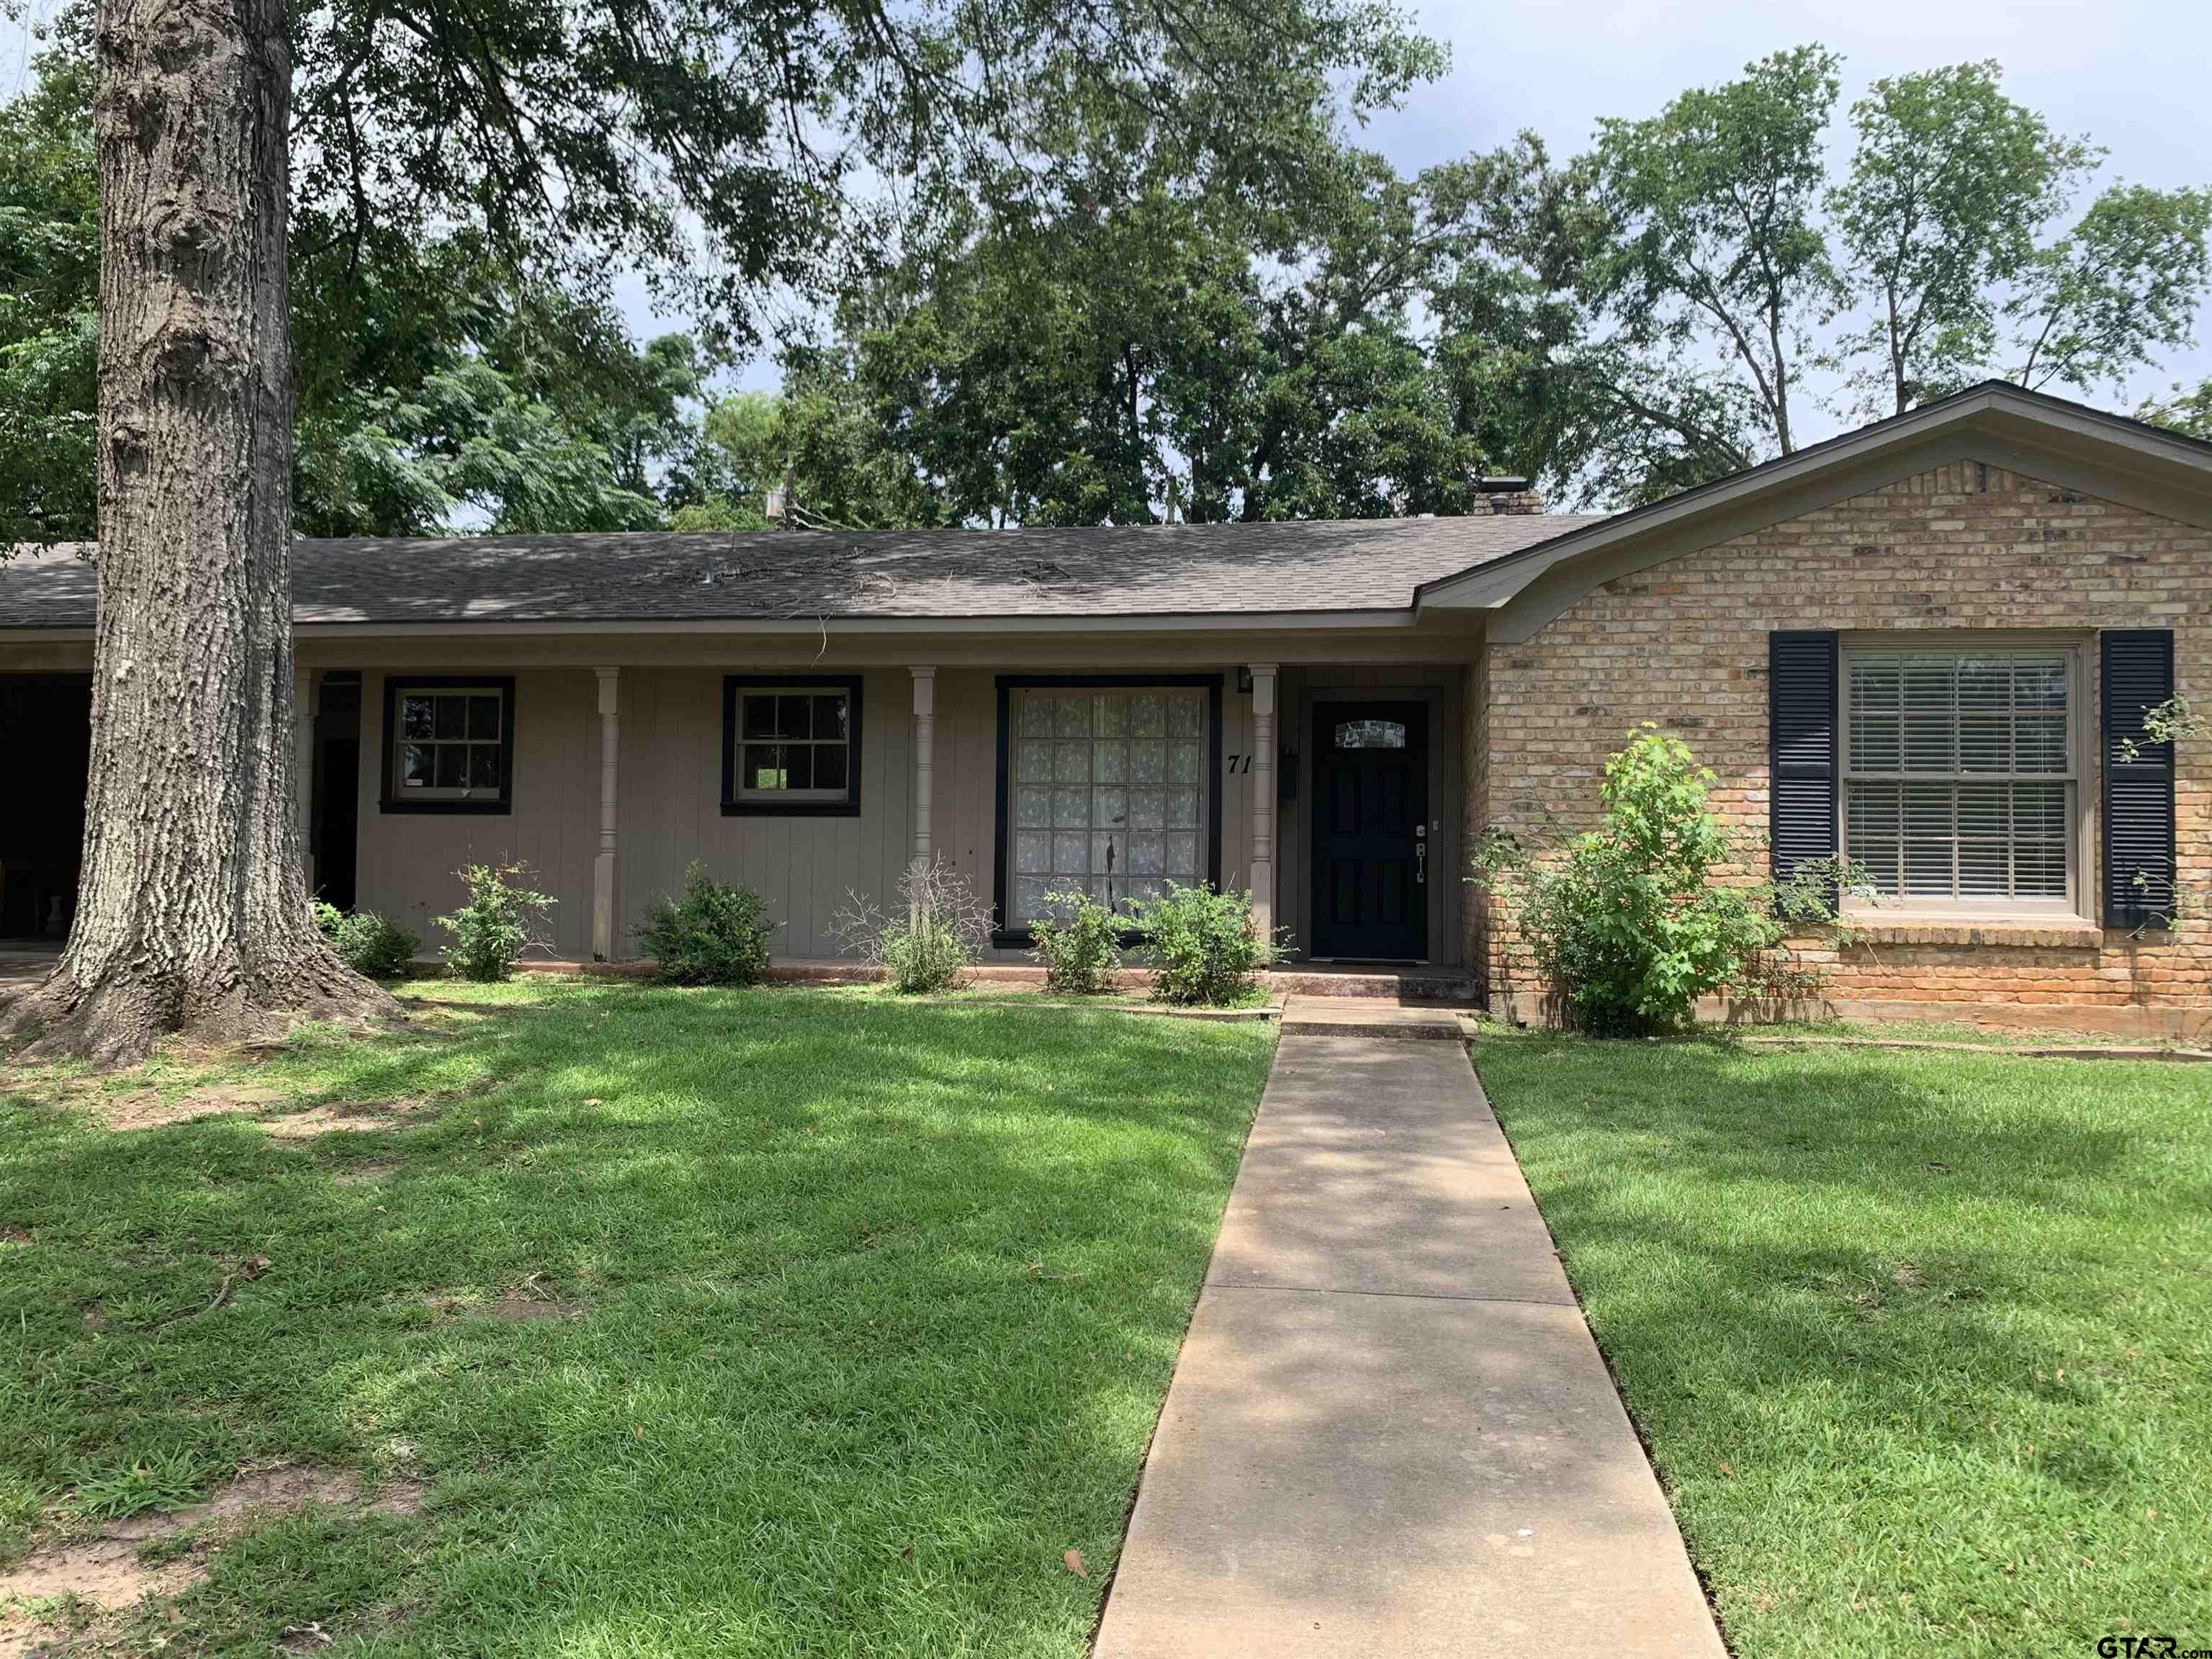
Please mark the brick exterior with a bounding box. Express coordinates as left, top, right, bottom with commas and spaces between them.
1473, 458, 2210, 1035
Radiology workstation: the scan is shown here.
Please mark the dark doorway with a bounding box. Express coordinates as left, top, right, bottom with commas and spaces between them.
1310, 701, 1429, 961
313, 674, 362, 911
0, 675, 92, 940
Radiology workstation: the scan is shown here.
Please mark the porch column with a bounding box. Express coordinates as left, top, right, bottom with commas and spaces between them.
1249, 663, 1277, 940
911, 667, 936, 866
593, 667, 619, 961
294, 666, 318, 896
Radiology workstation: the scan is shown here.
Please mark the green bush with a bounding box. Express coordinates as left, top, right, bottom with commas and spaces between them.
315, 902, 419, 979
1470, 725, 1806, 1036
1131, 881, 1281, 1007
831, 858, 992, 995
636, 863, 777, 984
434, 860, 557, 982
1028, 889, 1123, 994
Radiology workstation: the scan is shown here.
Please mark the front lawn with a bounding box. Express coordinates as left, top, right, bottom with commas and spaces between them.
0, 981, 1274, 1656
1477, 1036, 2212, 1658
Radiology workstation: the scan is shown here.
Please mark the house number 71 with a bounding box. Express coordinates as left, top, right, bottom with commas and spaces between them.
1225, 754, 1254, 774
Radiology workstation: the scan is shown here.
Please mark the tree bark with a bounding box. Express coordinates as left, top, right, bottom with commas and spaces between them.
4, 0, 395, 1065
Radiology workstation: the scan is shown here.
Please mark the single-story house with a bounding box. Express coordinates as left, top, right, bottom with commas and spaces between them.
1, 382, 2205, 1035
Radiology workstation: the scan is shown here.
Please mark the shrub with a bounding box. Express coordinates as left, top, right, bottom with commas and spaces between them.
1028, 889, 1123, 995
830, 858, 992, 995
1131, 881, 1282, 1006
1469, 725, 1851, 1036
636, 863, 777, 985
315, 902, 419, 979
434, 860, 556, 982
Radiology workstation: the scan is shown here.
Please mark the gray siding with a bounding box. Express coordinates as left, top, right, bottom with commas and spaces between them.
352, 656, 1449, 965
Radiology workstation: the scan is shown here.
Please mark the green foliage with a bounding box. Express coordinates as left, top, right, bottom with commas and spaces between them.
1131, 881, 1282, 1006
0, 28, 96, 544
1028, 889, 1125, 995
1470, 727, 1815, 1035
832, 859, 994, 994
433, 862, 556, 982
635, 863, 777, 986
2139, 377, 2212, 439
314, 902, 421, 979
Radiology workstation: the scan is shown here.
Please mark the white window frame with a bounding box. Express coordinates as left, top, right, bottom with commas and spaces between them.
728, 683, 858, 809
1837, 633, 2094, 922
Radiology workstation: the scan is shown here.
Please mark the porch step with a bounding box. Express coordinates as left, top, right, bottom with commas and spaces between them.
1276, 995, 1475, 1041
1269, 968, 1480, 1004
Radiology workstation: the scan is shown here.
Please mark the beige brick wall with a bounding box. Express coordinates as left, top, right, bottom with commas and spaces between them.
1475, 458, 2210, 1026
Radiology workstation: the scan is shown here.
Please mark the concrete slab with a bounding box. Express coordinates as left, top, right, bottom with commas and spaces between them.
1207, 1037, 1576, 1303
1277, 995, 1465, 1040
1094, 1033, 1726, 1659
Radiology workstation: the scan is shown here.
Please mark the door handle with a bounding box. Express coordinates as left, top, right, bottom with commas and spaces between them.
1416, 841, 1426, 885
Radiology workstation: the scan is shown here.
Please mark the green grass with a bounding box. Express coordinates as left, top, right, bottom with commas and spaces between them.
1475, 1036, 2212, 1658
0, 981, 1275, 1656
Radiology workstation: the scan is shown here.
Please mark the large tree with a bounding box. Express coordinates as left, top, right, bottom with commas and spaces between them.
1445, 49, 2211, 503
6, 0, 1439, 1061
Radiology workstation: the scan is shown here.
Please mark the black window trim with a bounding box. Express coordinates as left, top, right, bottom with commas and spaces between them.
379, 675, 516, 816
992, 673, 1224, 948
721, 673, 864, 817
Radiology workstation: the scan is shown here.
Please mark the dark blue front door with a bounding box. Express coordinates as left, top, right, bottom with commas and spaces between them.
1310, 701, 1428, 961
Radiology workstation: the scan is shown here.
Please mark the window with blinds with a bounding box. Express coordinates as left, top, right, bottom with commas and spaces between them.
1841, 647, 2077, 909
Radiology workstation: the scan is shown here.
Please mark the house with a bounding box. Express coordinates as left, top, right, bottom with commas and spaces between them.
1, 382, 2205, 1035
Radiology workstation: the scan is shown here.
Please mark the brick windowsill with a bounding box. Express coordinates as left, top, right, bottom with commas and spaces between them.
1838, 914, 2104, 949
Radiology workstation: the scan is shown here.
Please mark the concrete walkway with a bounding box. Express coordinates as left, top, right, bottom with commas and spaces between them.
1094, 1033, 1727, 1659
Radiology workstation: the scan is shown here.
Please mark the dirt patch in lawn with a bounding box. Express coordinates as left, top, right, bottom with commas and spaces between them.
427, 1275, 584, 1322
0, 1465, 423, 1647
95, 1083, 297, 1131
331, 1161, 400, 1185
261, 1102, 411, 1138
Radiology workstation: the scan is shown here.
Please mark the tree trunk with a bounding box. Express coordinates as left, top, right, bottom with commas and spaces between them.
4, 0, 395, 1065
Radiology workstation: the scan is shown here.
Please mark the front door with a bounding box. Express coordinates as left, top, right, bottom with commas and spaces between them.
1310, 701, 1429, 961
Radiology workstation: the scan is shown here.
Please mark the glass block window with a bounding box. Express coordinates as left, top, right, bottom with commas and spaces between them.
729, 683, 857, 806
1009, 686, 1208, 925
392, 685, 508, 802
1842, 647, 2077, 909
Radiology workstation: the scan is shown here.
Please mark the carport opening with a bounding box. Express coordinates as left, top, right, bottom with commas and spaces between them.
0, 674, 91, 941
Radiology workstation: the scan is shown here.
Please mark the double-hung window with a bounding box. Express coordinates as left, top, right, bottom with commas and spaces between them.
721, 676, 862, 814
1840, 644, 2080, 913
1004, 682, 1217, 929
382, 678, 514, 813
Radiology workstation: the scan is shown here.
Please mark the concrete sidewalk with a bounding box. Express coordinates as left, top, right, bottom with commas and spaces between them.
1094, 1034, 1727, 1659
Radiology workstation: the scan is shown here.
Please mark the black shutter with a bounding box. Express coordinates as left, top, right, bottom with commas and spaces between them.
1769, 631, 1840, 899
2101, 629, 2177, 930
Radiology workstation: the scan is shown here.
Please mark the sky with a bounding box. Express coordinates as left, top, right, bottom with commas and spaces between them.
9, 0, 2211, 439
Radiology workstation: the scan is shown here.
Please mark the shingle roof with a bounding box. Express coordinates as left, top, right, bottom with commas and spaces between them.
1, 513, 1602, 629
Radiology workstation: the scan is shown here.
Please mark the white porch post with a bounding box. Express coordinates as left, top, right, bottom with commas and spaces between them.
1249, 663, 1277, 940
911, 667, 937, 867
294, 666, 319, 896
593, 667, 620, 961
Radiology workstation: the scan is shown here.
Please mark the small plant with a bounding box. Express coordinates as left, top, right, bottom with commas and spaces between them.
636, 862, 777, 985
1467, 725, 1844, 1037
434, 860, 556, 982
315, 900, 421, 979
830, 857, 993, 994
1028, 889, 1124, 995
1130, 881, 1282, 1006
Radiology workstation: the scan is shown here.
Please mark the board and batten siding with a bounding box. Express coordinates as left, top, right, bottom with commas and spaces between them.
354, 669, 601, 959
351, 659, 1272, 963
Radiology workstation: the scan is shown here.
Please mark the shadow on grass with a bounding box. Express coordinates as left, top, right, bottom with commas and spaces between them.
0, 983, 1275, 1658
1471, 1035, 2212, 1655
